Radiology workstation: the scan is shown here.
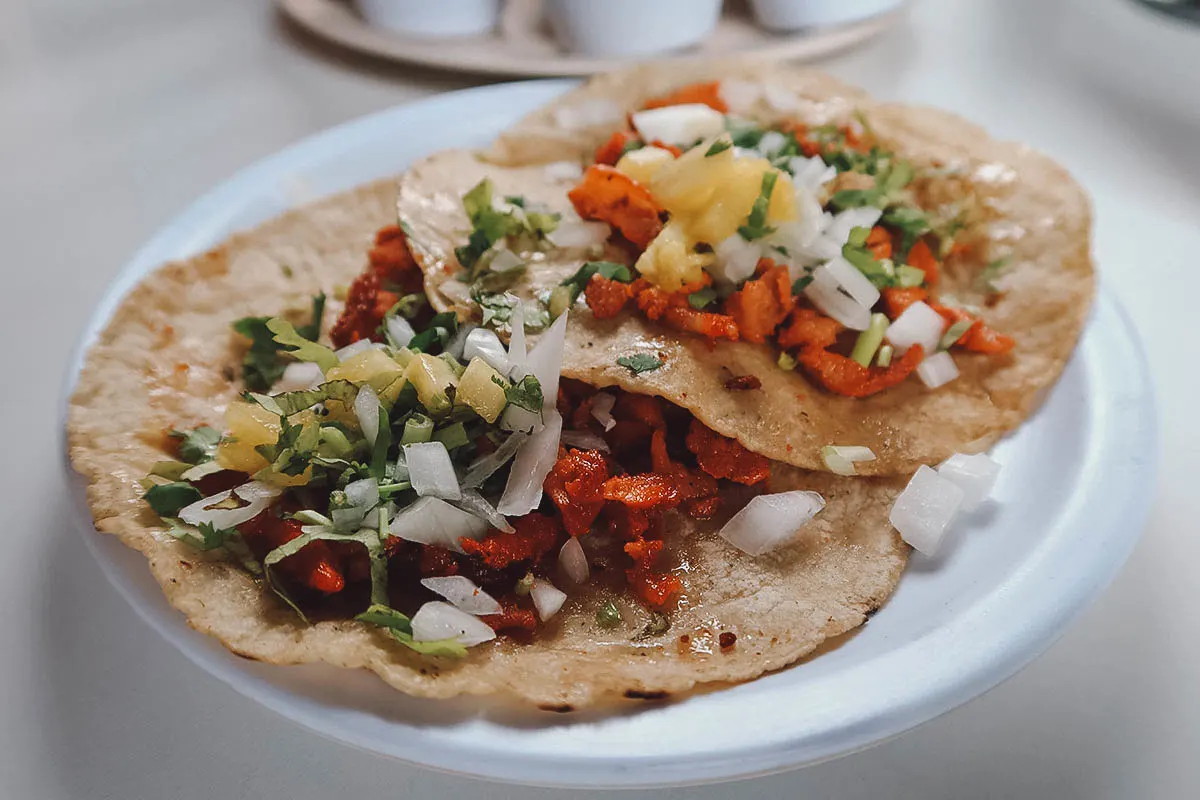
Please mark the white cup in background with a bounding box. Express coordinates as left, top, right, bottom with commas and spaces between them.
356, 0, 502, 37
545, 0, 723, 57
749, 0, 902, 31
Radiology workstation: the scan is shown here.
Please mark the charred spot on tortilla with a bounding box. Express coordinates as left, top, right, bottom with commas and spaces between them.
625, 689, 670, 701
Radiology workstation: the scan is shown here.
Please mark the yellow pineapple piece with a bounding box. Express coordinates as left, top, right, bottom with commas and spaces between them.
648, 139, 732, 217
216, 402, 314, 485
634, 221, 714, 292
614, 146, 676, 186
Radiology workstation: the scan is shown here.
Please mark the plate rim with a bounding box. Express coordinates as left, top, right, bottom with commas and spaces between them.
60, 80, 1158, 788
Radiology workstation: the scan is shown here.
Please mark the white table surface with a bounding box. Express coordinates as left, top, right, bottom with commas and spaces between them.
4, 0, 1197, 796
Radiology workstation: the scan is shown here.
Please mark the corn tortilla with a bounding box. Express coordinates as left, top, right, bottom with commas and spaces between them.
68, 179, 908, 708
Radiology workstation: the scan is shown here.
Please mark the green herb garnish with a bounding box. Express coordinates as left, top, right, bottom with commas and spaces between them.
705, 138, 733, 157
559, 260, 633, 303
143, 482, 202, 517
687, 287, 718, 310
737, 171, 780, 241
617, 354, 664, 375
596, 600, 622, 629
171, 426, 221, 465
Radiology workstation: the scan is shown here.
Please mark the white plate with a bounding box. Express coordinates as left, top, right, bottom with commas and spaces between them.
63, 80, 1157, 788
277, 0, 901, 77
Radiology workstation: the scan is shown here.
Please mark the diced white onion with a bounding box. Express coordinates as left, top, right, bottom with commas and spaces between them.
419, 576, 503, 616
497, 409, 563, 516
804, 266, 871, 331
389, 497, 486, 553
385, 315, 415, 348
272, 361, 324, 392
712, 234, 763, 287
719, 79, 763, 113
630, 104, 725, 146
590, 392, 617, 431
343, 477, 380, 510
828, 206, 884, 245
488, 249, 523, 273
507, 303, 527, 379
411, 601, 497, 646
543, 161, 585, 182
462, 432, 527, 488
890, 465, 965, 555
444, 322, 475, 360
938, 453, 1001, 511
719, 491, 826, 556
178, 481, 282, 529
917, 351, 960, 389
560, 430, 609, 452
463, 327, 511, 375
763, 83, 805, 113
403, 441, 461, 501
789, 156, 838, 194
525, 311, 568, 411
549, 219, 611, 249
823, 256, 881, 309
558, 536, 590, 584
756, 130, 788, 157
553, 99, 624, 131
820, 445, 877, 477
885, 301, 944, 355
354, 384, 380, 447
334, 339, 383, 361
530, 579, 568, 621
499, 404, 543, 434
454, 488, 513, 533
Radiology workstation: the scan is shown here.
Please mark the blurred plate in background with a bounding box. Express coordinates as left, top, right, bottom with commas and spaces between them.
277, 0, 903, 77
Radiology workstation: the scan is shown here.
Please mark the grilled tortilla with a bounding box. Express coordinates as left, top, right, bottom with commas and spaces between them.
402, 60, 1093, 476
68, 178, 908, 708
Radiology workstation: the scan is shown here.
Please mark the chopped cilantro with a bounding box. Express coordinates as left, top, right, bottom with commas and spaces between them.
617, 353, 664, 375
883, 206, 931, 256
737, 171, 780, 241
143, 482, 202, 517
633, 611, 670, 641
504, 194, 526, 208
559, 260, 633, 303
389, 293, 427, 320
596, 600, 622, 629
499, 374, 544, 413
266, 317, 338, 371
620, 138, 645, 157
407, 311, 459, 354
171, 426, 221, 464
163, 518, 238, 551
791, 275, 814, 294
233, 294, 326, 391
705, 139, 732, 157
688, 287, 718, 310
356, 604, 467, 658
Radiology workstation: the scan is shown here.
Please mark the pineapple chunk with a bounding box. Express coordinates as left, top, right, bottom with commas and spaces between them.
456, 358, 507, 423
404, 352, 459, 417
649, 145, 798, 246
634, 221, 714, 292
216, 401, 279, 474
325, 348, 407, 406
326, 349, 404, 390
215, 402, 314, 485
614, 146, 676, 186
648, 140, 732, 217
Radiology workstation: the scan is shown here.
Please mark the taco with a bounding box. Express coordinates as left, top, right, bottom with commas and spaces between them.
401, 60, 1093, 476
68, 181, 909, 709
